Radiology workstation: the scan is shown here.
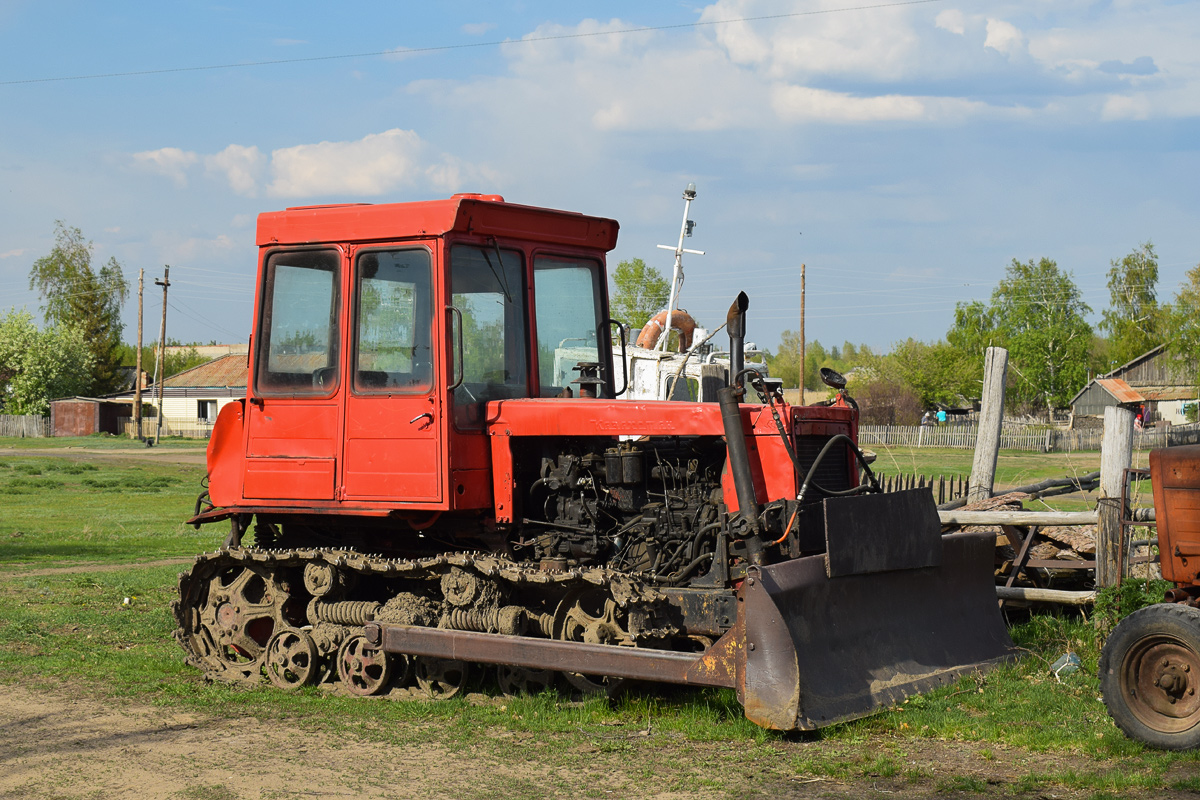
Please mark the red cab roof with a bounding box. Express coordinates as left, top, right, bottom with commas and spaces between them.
256, 194, 620, 251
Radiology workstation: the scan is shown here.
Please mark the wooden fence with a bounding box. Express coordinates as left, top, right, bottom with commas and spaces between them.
116, 417, 215, 439
874, 471, 970, 506
859, 423, 1199, 453
0, 414, 50, 437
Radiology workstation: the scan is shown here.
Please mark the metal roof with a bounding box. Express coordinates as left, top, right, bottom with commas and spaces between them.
1137, 386, 1198, 402
1095, 378, 1145, 404
163, 354, 248, 388
257, 194, 620, 252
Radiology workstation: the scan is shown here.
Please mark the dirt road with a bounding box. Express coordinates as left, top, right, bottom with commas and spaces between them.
5, 682, 1199, 800
0, 446, 207, 466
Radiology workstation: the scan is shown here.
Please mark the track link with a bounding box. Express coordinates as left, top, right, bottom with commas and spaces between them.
172, 547, 670, 692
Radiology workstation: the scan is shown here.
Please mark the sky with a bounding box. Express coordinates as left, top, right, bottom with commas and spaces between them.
2, 0, 1198, 357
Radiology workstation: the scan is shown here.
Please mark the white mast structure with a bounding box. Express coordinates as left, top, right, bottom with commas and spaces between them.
654, 183, 704, 352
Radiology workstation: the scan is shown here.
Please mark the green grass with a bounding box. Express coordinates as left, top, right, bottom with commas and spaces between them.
3, 440, 1200, 795
0, 454, 210, 566
868, 446, 1154, 511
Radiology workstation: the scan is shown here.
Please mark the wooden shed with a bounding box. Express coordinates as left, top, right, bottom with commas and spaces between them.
49, 397, 135, 436
1069, 346, 1197, 425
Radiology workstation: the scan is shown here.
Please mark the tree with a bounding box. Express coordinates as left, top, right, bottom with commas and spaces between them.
885, 338, 975, 408
767, 329, 803, 388
992, 257, 1092, 413
1162, 263, 1200, 381
855, 377, 923, 425
116, 340, 210, 381
610, 258, 670, 332
28, 221, 129, 395
1100, 242, 1162, 368
0, 310, 94, 415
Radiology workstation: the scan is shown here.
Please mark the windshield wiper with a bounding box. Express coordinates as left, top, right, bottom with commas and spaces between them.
482, 238, 513, 303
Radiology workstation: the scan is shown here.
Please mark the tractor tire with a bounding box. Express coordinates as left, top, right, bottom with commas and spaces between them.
1100, 603, 1200, 750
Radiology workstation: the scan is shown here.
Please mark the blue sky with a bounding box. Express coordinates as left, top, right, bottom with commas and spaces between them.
2, 0, 1198, 356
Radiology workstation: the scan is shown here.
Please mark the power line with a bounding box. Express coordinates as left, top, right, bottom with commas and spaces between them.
1, 0, 946, 86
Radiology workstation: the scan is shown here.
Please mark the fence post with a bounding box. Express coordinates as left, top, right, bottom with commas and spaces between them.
968, 347, 1008, 504
1097, 406, 1134, 589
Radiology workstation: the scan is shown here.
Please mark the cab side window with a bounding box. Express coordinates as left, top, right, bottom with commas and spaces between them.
449, 244, 528, 428
255, 249, 340, 395
354, 249, 433, 393
533, 257, 605, 396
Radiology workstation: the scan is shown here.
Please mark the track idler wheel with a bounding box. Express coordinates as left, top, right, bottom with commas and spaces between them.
264, 628, 321, 690
415, 657, 471, 700
337, 634, 395, 696
553, 589, 631, 695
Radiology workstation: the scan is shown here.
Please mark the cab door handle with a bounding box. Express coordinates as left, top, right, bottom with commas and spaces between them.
410, 412, 433, 425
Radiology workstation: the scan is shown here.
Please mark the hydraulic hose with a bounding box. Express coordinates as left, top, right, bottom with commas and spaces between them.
796, 433, 882, 505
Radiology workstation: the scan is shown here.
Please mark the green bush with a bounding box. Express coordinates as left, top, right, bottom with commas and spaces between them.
1094, 578, 1173, 631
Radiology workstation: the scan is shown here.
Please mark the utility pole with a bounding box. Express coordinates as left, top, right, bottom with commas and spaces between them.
134, 269, 144, 440
154, 266, 170, 445
799, 263, 806, 402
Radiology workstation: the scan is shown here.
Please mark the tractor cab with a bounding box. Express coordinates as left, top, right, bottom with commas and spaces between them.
205, 194, 620, 516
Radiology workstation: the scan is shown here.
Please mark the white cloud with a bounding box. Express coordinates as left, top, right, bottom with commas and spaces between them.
984, 19, 1026, 56
935, 9, 965, 36
205, 144, 265, 196
128, 130, 485, 199
0, 248, 25, 259
702, 0, 925, 81
772, 85, 926, 122
266, 129, 486, 198
1102, 93, 1153, 120
132, 147, 198, 187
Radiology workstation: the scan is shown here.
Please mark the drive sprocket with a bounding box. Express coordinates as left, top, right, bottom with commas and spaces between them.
173, 552, 300, 682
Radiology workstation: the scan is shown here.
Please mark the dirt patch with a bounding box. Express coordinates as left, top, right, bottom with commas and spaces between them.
3, 683, 1199, 799
0, 557, 194, 578
0, 447, 207, 466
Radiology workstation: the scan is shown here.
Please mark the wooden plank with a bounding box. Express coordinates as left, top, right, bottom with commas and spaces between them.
995, 587, 1096, 605
939, 510, 1098, 526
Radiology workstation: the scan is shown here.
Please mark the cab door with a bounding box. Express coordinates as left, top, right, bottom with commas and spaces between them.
341, 246, 443, 504
243, 248, 344, 501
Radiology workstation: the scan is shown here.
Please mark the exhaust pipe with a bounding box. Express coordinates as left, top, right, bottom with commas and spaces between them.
718, 382, 763, 564
726, 292, 748, 387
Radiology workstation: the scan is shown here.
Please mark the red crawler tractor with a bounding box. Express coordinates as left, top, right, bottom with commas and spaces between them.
177, 193, 1013, 729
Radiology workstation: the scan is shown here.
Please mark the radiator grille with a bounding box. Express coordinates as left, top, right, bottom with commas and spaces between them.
794, 434, 853, 495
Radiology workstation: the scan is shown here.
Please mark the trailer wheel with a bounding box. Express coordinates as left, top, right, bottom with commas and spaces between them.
1100, 603, 1200, 750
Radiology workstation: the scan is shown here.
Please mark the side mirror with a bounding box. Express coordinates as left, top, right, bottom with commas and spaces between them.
820, 367, 847, 390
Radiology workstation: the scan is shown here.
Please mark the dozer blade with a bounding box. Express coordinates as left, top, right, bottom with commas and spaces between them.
740, 490, 1015, 730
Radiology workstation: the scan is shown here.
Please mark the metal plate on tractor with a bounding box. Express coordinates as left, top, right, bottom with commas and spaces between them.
742, 530, 1016, 730
824, 488, 942, 578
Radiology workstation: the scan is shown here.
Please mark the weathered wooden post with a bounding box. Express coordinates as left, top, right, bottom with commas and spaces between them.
968, 347, 1008, 504
1097, 405, 1134, 588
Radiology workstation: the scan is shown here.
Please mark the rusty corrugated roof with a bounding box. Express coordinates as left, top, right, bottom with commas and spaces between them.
1138, 386, 1199, 402
163, 354, 248, 388
1096, 378, 1144, 404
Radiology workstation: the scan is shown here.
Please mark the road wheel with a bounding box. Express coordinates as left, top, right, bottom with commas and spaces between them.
1100, 603, 1200, 750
